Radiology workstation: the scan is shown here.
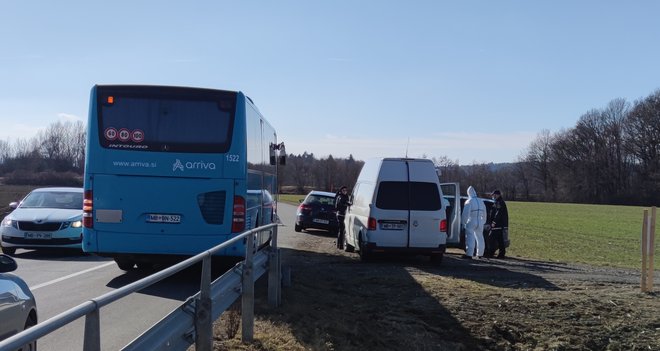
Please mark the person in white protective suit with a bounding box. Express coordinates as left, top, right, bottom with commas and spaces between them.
461, 186, 487, 259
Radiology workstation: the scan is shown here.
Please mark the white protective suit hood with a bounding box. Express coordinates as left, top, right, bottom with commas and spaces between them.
467, 186, 478, 199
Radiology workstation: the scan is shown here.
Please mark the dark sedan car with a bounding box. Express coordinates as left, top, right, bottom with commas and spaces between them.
295, 191, 338, 234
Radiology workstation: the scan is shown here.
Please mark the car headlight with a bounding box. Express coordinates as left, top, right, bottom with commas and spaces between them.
61, 220, 83, 229
1, 217, 17, 228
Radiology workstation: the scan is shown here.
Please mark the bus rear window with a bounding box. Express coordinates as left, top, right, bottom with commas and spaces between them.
97, 87, 236, 153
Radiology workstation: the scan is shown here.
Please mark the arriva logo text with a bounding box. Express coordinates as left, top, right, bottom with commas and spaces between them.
172, 159, 217, 171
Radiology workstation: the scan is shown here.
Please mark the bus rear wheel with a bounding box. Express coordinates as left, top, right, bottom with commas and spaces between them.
114, 258, 136, 271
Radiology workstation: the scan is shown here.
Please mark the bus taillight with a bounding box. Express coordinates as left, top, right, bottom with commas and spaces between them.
83, 190, 93, 228
232, 196, 246, 233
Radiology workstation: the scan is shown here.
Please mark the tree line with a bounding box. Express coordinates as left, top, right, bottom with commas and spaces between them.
517, 90, 660, 206
1, 89, 659, 206
0, 121, 85, 186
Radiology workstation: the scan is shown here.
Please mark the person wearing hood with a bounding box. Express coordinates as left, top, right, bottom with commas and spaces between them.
461, 186, 487, 259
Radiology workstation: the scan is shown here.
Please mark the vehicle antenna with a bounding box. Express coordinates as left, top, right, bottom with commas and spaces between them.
405, 137, 410, 158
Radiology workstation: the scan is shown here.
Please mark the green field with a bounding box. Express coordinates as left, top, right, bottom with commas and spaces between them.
508, 201, 657, 269
277, 194, 658, 270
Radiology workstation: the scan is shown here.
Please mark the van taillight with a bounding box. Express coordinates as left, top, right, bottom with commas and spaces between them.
83, 190, 93, 228
232, 196, 246, 233
439, 219, 447, 232
368, 217, 377, 230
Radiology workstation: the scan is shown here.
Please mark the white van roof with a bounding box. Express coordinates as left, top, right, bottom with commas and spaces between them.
357, 157, 439, 184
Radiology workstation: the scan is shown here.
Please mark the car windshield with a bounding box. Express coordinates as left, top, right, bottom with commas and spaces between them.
304, 195, 335, 206
20, 191, 83, 210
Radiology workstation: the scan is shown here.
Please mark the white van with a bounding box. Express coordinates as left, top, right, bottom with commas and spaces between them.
343, 158, 448, 262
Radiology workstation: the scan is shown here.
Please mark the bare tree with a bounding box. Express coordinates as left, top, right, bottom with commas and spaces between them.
524, 129, 556, 200
0, 139, 9, 165
624, 90, 660, 203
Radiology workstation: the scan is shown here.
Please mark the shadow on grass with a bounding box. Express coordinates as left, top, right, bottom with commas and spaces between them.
416, 251, 564, 291
254, 247, 497, 351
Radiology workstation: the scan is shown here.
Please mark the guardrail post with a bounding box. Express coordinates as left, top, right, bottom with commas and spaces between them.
268, 225, 281, 307
195, 254, 213, 350
83, 308, 101, 351
242, 232, 255, 342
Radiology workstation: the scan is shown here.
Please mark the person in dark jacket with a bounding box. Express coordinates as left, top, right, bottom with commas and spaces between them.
485, 189, 508, 258
335, 186, 351, 249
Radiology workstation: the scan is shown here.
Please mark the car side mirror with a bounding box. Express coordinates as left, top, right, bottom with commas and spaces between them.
0, 254, 18, 273
9, 202, 18, 210
298, 199, 304, 203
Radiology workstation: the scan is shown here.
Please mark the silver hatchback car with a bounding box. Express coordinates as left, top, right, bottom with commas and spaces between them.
0, 254, 37, 350
1, 187, 84, 255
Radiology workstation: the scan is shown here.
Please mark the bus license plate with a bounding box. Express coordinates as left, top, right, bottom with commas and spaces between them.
25, 232, 52, 239
147, 214, 181, 224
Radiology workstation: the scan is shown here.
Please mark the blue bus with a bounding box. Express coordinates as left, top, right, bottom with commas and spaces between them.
82, 85, 285, 270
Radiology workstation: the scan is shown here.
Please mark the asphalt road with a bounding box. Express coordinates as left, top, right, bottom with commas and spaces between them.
9, 202, 300, 350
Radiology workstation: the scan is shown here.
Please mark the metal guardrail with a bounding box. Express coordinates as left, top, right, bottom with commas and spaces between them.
0, 223, 282, 351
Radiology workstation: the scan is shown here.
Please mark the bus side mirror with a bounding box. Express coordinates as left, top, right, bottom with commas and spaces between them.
270, 142, 286, 166
269, 148, 277, 165
278, 144, 286, 165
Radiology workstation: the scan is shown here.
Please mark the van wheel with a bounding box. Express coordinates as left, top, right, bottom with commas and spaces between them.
430, 253, 443, 264
358, 236, 371, 262
343, 236, 354, 253
294, 224, 302, 232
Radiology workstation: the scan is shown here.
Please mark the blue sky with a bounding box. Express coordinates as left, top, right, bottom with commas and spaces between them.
2, 1, 659, 164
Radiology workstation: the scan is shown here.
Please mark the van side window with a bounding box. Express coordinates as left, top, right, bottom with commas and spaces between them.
376, 181, 441, 211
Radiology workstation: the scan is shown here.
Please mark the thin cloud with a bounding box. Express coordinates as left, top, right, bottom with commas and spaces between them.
57, 113, 84, 122
286, 131, 535, 164
0, 123, 44, 142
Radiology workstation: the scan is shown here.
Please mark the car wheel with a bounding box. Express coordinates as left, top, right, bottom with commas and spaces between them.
114, 258, 136, 271
294, 224, 302, 232
20, 313, 37, 351
1, 246, 16, 255
430, 253, 443, 264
